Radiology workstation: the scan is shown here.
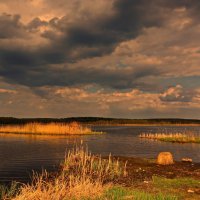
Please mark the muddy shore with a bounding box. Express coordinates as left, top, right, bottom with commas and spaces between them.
115, 156, 200, 183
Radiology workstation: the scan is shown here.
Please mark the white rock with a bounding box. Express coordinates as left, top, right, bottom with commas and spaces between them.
182, 158, 192, 163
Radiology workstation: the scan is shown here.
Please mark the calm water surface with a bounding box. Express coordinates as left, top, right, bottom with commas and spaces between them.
0, 126, 200, 183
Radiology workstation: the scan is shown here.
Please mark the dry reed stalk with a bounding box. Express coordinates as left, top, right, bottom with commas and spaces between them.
63, 145, 127, 183
0, 122, 94, 135
12, 174, 106, 200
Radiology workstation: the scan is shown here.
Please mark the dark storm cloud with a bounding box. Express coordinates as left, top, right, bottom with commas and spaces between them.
0, 0, 200, 90
42, 0, 167, 57
0, 49, 37, 67
106, 0, 164, 31
0, 13, 24, 38
2, 62, 160, 90
27, 17, 48, 31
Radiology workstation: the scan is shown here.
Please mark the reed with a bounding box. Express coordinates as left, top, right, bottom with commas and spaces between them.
0, 122, 99, 135
63, 145, 127, 182
139, 132, 200, 143
7, 145, 127, 200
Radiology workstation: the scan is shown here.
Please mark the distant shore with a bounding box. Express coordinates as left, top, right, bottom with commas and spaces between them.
1, 117, 200, 127
90, 123, 200, 126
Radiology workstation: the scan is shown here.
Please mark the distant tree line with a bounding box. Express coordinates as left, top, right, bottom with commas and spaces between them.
0, 117, 200, 125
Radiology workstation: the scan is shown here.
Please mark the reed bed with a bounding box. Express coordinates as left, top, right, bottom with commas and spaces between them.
63, 145, 127, 182
3, 145, 127, 200
139, 132, 200, 143
0, 122, 98, 135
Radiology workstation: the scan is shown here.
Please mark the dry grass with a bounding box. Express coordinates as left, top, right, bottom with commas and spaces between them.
0, 122, 98, 135
63, 145, 127, 182
12, 173, 106, 200
139, 132, 200, 143
7, 145, 127, 200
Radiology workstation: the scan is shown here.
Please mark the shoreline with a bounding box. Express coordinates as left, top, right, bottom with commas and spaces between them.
1, 156, 199, 185
1, 154, 199, 199
90, 123, 200, 127
0, 131, 103, 136
112, 156, 200, 180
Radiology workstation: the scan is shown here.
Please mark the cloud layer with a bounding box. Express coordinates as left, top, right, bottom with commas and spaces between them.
0, 0, 200, 118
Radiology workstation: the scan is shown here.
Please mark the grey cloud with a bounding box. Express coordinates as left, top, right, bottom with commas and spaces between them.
159, 85, 194, 102
40, 0, 171, 61
0, 13, 24, 39
2, 62, 160, 90
0, 49, 37, 67
0, 0, 200, 91
158, 0, 200, 23
40, 0, 200, 63
27, 17, 48, 31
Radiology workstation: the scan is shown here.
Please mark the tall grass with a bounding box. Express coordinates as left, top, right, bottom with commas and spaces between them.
63, 145, 127, 183
7, 145, 127, 200
0, 122, 98, 135
139, 133, 200, 143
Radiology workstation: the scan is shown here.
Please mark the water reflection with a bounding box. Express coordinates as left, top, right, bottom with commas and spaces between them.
0, 126, 199, 183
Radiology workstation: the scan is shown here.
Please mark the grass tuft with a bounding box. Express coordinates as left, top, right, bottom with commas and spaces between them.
63, 145, 127, 183
0, 182, 19, 200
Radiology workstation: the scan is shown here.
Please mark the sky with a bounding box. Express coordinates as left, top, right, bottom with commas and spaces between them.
0, 0, 200, 119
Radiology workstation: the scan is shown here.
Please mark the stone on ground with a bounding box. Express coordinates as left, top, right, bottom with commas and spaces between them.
157, 152, 174, 165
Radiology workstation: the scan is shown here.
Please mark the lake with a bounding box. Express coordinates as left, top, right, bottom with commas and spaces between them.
0, 125, 200, 184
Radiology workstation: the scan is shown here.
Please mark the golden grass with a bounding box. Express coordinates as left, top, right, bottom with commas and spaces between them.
0, 122, 98, 135
63, 145, 127, 182
6, 145, 127, 200
12, 173, 106, 200
139, 132, 200, 143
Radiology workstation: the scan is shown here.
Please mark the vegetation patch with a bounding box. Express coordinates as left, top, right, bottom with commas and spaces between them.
99, 187, 178, 200
152, 176, 200, 200
152, 176, 200, 189
0, 122, 102, 135
139, 133, 200, 143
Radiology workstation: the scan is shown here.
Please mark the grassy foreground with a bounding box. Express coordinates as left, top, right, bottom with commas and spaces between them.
139, 133, 200, 143
1, 146, 199, 200
0, 122, 100, 135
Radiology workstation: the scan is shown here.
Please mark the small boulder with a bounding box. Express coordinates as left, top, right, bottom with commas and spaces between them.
182, 158, 192, 163
157, 152, 174, 165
